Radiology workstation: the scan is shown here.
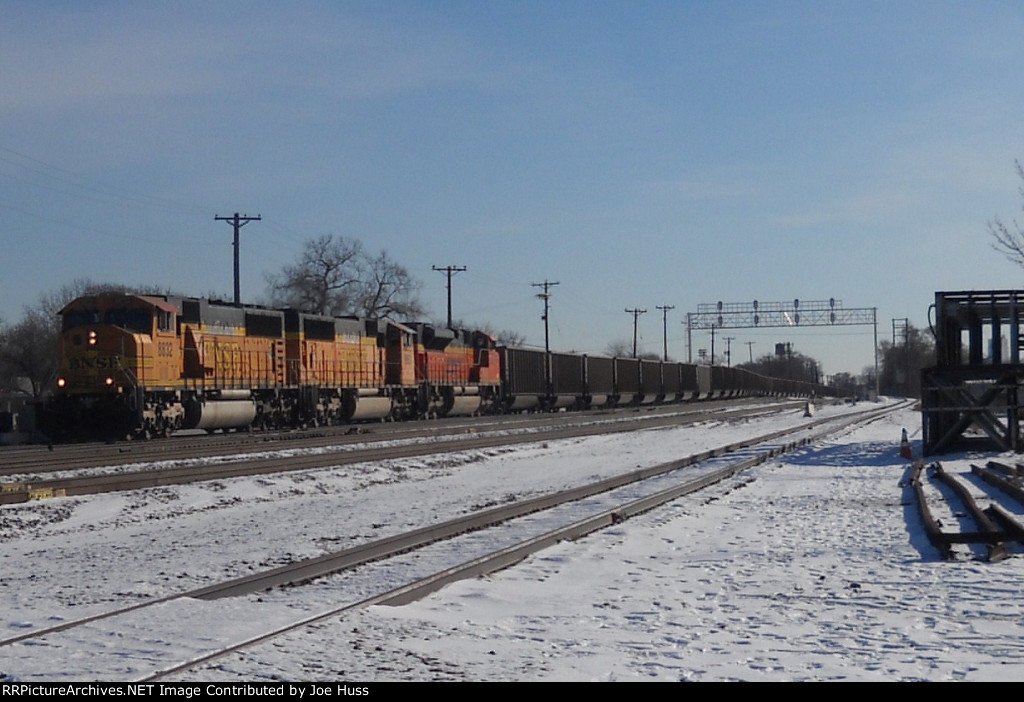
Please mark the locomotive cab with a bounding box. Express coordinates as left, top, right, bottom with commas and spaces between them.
53, 293, 182, 438
57, 295, 180, 390
408, 323, 501, 417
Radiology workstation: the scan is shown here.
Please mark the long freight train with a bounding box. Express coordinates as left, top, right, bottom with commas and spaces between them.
46, 292, 838, 440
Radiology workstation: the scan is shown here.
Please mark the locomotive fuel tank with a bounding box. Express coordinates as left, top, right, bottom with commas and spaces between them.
343, 390, 394, 421
185, 390, 257, 431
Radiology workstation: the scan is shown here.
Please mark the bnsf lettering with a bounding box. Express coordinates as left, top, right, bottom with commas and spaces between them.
69, 356, 119, 370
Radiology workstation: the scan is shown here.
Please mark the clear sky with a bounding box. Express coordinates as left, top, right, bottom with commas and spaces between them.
3, 0, 1024, 377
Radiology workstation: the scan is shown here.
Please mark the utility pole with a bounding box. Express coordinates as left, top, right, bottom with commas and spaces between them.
745, 341, 755, 363
724, 336, 734, 367
433, 265, 466, 328
625, 308, 647, 358
686, 314, 692, 363
893, 317, 910, 396
656, 305, 675, 361
532, 280, 559, 353
215, 212, 261, 305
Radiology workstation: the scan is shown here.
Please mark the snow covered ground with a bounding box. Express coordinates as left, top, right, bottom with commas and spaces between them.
4, 399, 1024, 682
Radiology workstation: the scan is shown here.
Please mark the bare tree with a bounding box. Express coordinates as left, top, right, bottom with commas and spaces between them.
738, 348, 822, 384
493, 328, 527, 348
0, 310, 55, 398
605, 339, 633, 358
266, 234, 364, 315
989, 160, 1024, 268
449, 318, 527, 347
354, 249, 425, 319
876, 323, 934, 398
267, 235, 426, 320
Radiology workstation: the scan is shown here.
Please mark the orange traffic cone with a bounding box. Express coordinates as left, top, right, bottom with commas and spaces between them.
899, 428, 913, 460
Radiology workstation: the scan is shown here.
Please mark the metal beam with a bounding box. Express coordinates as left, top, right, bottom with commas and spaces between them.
689, 299, 875, 330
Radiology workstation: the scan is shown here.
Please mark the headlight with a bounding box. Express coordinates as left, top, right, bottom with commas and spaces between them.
57, 377, 66, 388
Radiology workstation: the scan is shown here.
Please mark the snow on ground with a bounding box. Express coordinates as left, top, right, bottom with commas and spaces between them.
5, 399, 1024, 682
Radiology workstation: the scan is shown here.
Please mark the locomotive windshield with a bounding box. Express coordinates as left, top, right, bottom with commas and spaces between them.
104, 308, 153, 334
62, 310, 100, 331
61, 307, 157, 334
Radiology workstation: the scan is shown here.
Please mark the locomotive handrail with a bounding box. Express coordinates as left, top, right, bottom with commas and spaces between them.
117, 356, 138, 389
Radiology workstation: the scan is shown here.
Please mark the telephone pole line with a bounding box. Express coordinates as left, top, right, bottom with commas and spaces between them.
625, 308, 647, 358
532, 280, 559, 353
655, 305, 675, 361
432, 265, 467, 328
215, 212, 261, 305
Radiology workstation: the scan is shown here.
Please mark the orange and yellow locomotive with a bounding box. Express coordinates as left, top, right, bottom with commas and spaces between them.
48, 291, 839, 440
50, 292, 500, 439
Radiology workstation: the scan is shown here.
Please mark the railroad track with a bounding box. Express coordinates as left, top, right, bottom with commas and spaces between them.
0, 401, 903, 682
907, 459, 1024, 561
0, 400, 808, 504
0, 399, 798, 479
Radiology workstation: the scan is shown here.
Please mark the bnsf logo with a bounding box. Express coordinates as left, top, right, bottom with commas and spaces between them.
69, 356, 119, 370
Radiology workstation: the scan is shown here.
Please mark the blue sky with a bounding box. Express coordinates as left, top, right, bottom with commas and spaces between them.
3, 0, 1024, 376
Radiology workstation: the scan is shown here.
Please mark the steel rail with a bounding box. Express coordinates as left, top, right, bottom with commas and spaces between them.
931, 463, 1007, 561
0, 401, 810, 504
0, 398, 797, 477
912, 460, 1024, 561
142, 402, 902, 681
191, 410, 847, 600
0, 402, 898, 655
